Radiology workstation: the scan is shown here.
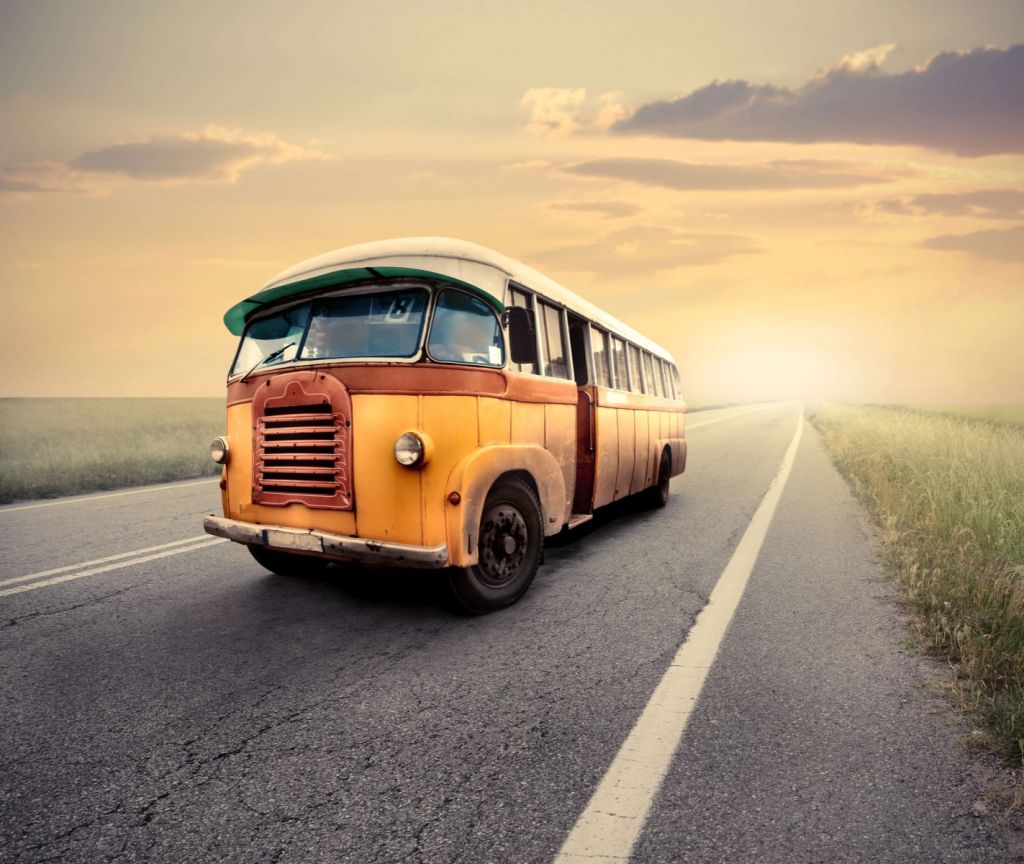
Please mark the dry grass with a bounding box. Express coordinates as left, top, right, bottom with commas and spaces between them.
0, 398, 223, 504
811, 404, 1024, 763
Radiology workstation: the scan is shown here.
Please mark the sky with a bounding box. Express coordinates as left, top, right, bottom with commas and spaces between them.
2, 0, 1023, 403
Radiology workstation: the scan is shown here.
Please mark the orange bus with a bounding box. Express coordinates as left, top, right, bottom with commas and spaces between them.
204, 238, 686, 611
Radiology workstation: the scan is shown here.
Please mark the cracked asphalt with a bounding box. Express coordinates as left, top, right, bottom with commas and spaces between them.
0, 404, 1014, 862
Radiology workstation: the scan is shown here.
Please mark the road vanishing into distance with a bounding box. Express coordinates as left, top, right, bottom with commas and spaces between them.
0, 404, 1013, 863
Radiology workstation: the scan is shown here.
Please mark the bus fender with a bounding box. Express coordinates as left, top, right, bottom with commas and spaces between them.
444, 444, 567, 567
653, 437, 687, 479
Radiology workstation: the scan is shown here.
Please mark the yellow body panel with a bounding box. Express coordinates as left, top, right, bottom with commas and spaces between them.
593, 406, 619, 509
478, 396, 512, 445
544, 403, 576, 523
511, 401, 544, 445
351, 394, 422, 545
420, 395, 482, 547
614, 409, 636, 501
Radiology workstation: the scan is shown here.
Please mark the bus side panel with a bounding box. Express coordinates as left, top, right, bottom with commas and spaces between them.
631, 410, 650, 494
614, 409, 635, 501
352, 394, 423, 546
421, 395, 480, 548
478, 397, 512, 445
593, 405, 618, 509
545, 403, 576, 524
511, 401, 545, 446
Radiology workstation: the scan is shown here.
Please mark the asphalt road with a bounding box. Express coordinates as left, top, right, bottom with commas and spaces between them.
0, 403, 1012, 863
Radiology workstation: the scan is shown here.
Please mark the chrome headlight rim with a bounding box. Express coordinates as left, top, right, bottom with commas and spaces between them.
394, 431, 427, 468
210, 436, 230, 465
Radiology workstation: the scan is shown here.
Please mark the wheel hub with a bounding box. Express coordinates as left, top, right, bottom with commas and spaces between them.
478, 504, 528, 588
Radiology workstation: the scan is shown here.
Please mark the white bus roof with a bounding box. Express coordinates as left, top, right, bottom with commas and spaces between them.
248, 237, 674, 363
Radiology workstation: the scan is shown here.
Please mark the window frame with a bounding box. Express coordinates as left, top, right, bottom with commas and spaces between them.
425, 286, 506, 368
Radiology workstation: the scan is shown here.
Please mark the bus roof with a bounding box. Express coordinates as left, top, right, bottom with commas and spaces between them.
225, 237, 675, 362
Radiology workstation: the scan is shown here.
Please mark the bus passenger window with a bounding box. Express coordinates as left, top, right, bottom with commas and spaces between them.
611, 337, 628, 389
659, 358, 675, 399
628, 344, 643, 392
592, 327, 612, 388
428, 289, 505, 367
507, 286, 536, 374
642, 352, 656, 395
539, 301, 569, 379
650, 356, 663, 397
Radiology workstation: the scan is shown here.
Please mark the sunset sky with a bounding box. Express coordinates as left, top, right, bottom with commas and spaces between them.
2, 0, 1023, 403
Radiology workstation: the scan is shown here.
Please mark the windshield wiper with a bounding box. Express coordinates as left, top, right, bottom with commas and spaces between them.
239, 341, 296, 383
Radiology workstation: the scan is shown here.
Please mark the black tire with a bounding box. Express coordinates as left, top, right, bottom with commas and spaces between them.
448, 478, 543, 613
248, 544, 332, 577
643, 449, 672, 509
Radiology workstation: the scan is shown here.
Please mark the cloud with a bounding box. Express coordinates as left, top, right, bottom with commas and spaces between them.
868, 188, 1024, 220
615, 43, 1024, 156
546, 200, 641, 219
70, 126, 329, 182
0, 161, 96, 194
520, 87, 630, 136
563, 157, 907, 191
919, 224, 1024, 262
529, 224, 759, 275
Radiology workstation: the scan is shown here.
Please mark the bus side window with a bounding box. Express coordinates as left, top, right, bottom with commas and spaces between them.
507, 285, 537, 374
539, 300, 569, 379
611, 337, 628, 390
652, 356, 665, 397
592, 327, 612, 388
672, 364, 682, 399
642, 351, 656, 396
627, 344, 643, 392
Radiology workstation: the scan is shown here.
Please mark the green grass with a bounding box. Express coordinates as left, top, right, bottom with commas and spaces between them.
810, 403, 1024, 763
0, 398, 224, 504
893, 404, 1024, 429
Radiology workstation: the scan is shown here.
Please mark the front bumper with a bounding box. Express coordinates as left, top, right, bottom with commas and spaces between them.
203, 515, 449, 569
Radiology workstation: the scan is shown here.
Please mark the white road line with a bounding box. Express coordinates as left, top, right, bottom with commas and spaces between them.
0, 534, 214, 588
686, 403, 777, 430
0, 478, 219, 515
0, 538, 228, 599
555, 408, 804, 863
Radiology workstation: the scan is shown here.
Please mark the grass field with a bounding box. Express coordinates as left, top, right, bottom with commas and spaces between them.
895, 404, 1024, 429
0, 398, 224, 504
811, 404, 1024, 764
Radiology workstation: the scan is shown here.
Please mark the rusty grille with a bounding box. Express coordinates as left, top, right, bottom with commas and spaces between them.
253, 372, 353, 510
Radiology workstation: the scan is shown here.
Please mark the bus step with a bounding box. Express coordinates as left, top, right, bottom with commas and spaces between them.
567, 513, 594, 530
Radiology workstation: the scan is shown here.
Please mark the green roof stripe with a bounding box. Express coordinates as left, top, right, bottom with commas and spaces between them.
222, 266, 505, 335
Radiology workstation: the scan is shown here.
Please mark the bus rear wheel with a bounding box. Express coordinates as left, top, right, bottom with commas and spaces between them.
449, 478, 543, 613
643, 449, 672, 509
248, 544, 331, 577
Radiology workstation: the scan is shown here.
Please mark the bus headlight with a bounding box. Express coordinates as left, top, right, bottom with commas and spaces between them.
394, 431, 431, 468
210, 436, 230, 465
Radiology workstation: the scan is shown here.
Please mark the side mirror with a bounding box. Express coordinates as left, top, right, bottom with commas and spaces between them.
506, 306, 538, 365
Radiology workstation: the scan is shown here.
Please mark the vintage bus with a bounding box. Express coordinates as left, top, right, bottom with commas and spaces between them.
204, 238, 686, 611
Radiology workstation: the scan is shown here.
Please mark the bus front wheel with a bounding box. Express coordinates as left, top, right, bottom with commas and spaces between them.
449, 478, 543, 613
248, 544, 331, 577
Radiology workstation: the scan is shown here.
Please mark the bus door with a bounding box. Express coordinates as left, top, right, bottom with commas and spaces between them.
568, 315, 596, 514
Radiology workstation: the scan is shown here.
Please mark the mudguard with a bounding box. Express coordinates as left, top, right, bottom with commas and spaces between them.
444, 444, 567, 567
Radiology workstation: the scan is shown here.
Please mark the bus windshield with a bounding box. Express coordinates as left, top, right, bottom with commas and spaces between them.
230, 287, 429, 375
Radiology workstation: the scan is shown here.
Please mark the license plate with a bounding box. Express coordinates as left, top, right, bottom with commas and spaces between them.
261, 528, 323, 554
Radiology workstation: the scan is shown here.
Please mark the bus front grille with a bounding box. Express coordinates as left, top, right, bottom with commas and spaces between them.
252, 372, 353, 510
